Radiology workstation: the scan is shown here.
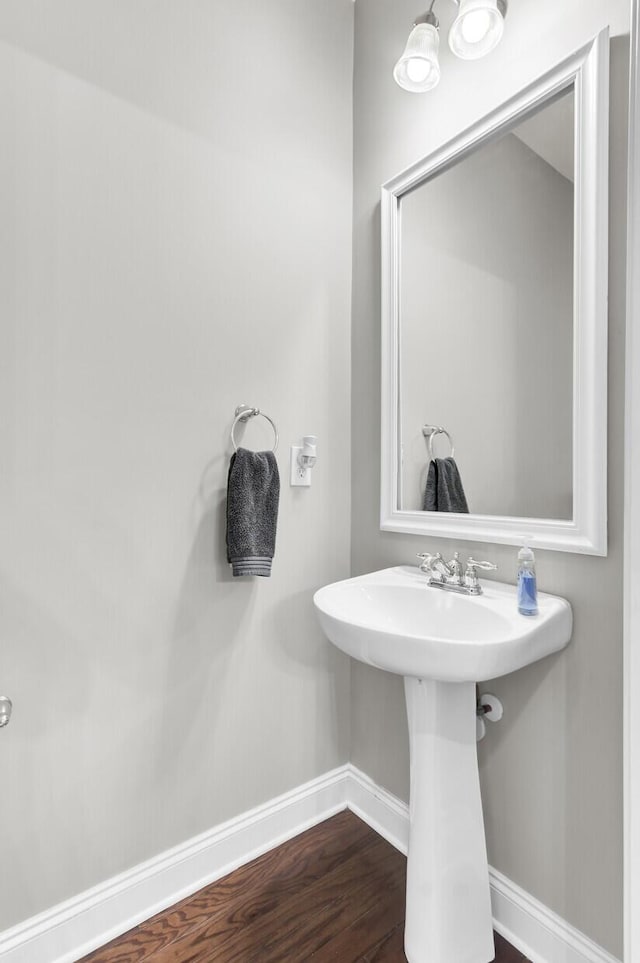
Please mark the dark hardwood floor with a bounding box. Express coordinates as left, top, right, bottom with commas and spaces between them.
80, 811, 529, 962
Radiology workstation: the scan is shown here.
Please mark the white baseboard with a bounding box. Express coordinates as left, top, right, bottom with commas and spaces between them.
346, 764, 409, 854
0, 763, 620, 963
489, 867, 620, 963
0, 766, 350, 963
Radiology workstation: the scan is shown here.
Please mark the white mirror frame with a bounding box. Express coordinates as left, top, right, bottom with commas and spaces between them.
381, 29, 610, 556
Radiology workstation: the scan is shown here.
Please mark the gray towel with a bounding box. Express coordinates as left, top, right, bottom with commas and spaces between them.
423, 457, 469, 513
226, 448, 280, 576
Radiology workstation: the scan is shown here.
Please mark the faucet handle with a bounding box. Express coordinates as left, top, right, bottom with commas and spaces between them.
416, 552, 441, 573
465, 558, 498, 574
463, 558, 497, 595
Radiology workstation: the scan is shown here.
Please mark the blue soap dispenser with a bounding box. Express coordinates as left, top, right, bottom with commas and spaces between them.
517, 541, 538, 617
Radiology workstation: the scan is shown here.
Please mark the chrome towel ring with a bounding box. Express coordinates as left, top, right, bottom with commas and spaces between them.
231, 405, 279, 453
422, 424, 455, 460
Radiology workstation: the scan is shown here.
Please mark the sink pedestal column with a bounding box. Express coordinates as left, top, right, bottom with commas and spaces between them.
403, 676, 494, 963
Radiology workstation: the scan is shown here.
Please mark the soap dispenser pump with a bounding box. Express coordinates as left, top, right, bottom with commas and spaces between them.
517, 541, 538, 617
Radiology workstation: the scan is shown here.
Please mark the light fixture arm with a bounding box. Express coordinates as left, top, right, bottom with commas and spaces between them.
448, 0, 508, 15
416, 0, 507, 23
413, 6, 438, 29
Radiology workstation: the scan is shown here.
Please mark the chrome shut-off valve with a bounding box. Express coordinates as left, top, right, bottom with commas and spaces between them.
0, 696, 12, 728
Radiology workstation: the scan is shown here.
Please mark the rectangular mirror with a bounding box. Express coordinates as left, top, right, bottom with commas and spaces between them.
381, 30, 609, 554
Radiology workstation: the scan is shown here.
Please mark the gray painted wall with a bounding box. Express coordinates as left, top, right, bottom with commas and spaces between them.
400, 131, 574, 518
0, 0, 353, 929
0, 0, 631, 955
351, 0, 628, 955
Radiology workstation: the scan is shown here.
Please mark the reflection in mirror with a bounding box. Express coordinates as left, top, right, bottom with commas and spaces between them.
399, 87, 575, 520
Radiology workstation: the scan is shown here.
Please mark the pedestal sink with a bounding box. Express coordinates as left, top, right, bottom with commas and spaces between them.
313, 565, 572, 963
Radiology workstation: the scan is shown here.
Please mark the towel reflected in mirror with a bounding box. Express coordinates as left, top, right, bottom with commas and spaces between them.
423, 457, 469, 513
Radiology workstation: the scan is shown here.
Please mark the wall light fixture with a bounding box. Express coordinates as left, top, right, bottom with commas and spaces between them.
394, 0, 507, 92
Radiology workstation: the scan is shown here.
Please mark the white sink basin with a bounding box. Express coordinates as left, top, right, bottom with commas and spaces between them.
313, 565, 572, 683
313, 564, 573, 963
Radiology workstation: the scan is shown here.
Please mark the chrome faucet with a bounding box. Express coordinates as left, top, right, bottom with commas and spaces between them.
416, 552, 497, 596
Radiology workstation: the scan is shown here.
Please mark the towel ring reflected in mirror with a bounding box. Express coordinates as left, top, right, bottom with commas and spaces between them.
230, 405, 279, 453
423, 425, 455, 461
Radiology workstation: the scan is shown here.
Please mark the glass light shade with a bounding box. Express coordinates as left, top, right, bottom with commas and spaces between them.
448, 0, 505, 60
394, 22, 441, 93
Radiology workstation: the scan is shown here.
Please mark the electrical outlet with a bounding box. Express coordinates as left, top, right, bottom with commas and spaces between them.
290, 446, 311, 486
